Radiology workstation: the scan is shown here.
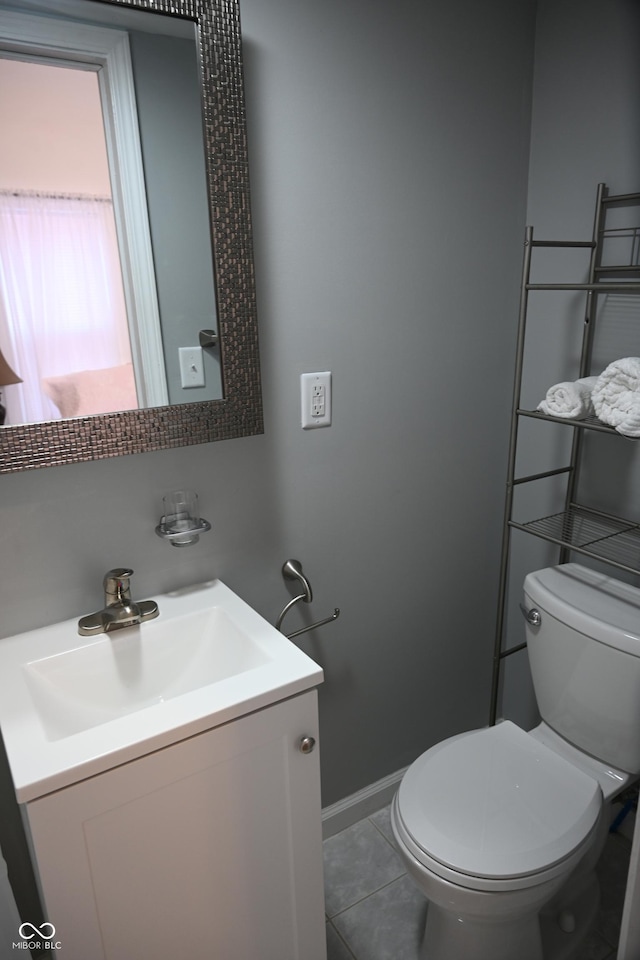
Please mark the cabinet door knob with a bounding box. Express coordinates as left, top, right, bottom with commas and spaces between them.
299, 736, 316, 754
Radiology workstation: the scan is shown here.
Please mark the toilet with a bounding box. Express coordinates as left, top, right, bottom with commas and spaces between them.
391, 563, 640, 960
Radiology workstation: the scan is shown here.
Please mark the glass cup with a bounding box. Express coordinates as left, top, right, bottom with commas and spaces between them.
162, 489, 201, 546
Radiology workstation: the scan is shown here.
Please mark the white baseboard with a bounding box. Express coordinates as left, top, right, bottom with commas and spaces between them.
321, 766, 408, 840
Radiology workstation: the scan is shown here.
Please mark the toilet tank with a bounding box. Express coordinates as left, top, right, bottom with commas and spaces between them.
523, 563, 640, 774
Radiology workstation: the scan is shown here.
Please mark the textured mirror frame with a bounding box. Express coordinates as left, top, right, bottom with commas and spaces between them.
0, 0, 263, 474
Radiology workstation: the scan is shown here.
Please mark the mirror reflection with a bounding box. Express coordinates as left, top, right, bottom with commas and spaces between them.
0, 0, 223, 427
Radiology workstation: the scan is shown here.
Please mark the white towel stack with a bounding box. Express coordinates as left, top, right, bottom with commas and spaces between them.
537, 358, 640, 437
537, 377, 598, 420
592, 357, 640, 437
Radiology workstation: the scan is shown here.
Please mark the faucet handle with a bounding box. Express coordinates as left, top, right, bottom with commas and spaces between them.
104, 568, 134, 604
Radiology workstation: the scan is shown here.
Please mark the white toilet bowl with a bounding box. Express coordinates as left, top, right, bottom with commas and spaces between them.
391, 563, 640, 960
391, 721, 612, 960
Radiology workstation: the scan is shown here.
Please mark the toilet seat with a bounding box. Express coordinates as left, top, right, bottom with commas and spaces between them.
395, 721, 602, 892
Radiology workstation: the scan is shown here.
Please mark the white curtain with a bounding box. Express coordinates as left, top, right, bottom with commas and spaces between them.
0, 191, 133, 424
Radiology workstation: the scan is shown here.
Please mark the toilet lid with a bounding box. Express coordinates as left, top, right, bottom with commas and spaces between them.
398, 721, 601, 880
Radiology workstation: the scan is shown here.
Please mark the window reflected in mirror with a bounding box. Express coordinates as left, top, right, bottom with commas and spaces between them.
0, 4, 223, 428
0, 57, 138, 424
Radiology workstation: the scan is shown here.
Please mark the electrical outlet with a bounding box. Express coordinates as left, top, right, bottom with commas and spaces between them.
179, 347, 205, 388
301, 371, 332, 429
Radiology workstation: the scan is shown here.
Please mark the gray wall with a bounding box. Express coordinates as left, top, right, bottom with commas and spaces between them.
500, 0, 640, 725
237, 0, 537, 790
0, 0, 537, 915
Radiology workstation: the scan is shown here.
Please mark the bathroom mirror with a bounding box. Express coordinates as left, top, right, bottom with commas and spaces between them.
0, 0, 262, 473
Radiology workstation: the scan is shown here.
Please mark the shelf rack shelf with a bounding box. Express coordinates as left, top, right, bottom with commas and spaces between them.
491, 182, 640, 724
510, 504, 640, 578
517, 409, 617, 434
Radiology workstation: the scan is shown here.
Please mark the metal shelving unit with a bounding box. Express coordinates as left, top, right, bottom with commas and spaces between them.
490, 183, 640, 724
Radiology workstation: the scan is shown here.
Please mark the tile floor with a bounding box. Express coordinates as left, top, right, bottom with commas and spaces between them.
324, 803, 633, 960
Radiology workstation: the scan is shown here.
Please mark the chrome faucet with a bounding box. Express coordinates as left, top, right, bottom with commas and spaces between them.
77, 568, 159, 636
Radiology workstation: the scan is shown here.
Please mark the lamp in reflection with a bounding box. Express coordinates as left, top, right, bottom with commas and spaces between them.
0, 350, 22, 426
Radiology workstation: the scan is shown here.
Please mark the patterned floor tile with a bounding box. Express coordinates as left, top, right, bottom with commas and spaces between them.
323, 818, 405, 917
369, 804, 396, 847
326, 921, 357, 960
323, 809, 632, 960
332, 873, 426, 960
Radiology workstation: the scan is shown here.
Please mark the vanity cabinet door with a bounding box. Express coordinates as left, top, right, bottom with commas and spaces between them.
24, 690, 326, 960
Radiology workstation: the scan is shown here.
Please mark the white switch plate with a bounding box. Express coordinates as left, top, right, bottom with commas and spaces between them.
301, 371, 332, 429
179, 347, 205, 388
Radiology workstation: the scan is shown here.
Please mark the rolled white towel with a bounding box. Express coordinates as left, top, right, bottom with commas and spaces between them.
537, 376, 598, 419
593, 357, 640, 437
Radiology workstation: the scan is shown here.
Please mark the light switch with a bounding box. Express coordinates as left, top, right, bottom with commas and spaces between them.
179, 347, 205, 388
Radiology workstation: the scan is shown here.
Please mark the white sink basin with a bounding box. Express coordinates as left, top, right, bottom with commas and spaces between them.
23, 607, 271, 741
0, 580, 323, 802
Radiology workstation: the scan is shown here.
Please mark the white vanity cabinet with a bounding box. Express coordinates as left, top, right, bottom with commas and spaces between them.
23, 690, 326, 960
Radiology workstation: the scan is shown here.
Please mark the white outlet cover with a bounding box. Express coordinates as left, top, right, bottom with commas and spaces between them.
301, 371, 332, 429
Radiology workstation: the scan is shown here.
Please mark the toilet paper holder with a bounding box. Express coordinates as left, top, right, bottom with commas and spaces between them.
275, 559, 340, 639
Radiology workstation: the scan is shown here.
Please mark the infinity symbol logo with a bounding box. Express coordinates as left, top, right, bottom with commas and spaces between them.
19, 922, 56, 940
